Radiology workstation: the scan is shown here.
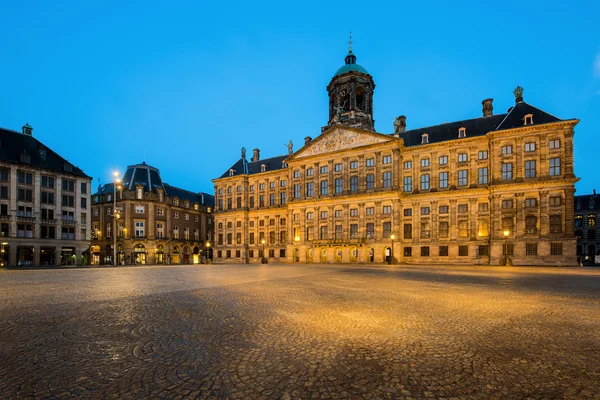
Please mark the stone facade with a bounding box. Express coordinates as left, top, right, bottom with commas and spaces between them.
91, 162, 214, 265
575, 192, 599, 265
212, 47, 578, 266
0, 124, 92, 267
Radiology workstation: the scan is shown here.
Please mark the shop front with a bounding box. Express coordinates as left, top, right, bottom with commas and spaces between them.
61, 247, 76, 265
133, 244, 146, 265
17, 246, 34, 266
40, 247, 56, 266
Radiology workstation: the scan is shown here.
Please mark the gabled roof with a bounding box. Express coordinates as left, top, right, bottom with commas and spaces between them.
219, 155, 288, 178
398, 101, 564, 147
0, 126, 90, 178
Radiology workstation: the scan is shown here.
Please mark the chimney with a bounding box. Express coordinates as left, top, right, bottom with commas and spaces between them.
482, 98, 493, 117
513, 86, 524, 103
594, 189, 597, 196
304, 136, 312, 146
22, 123, 33, 136
252, 148, 260, 162
393, 116, 406, 134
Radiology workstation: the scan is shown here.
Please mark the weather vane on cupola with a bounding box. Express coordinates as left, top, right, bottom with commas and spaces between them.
348, 31, 353, 52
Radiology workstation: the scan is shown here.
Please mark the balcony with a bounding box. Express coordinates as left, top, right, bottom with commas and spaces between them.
16, 215, 36, 222
62, 220, 78, 227
41, 219, 58, 225
0, 214, 10, 221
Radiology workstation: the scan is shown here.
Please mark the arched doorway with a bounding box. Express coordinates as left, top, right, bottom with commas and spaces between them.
350, 248, 359, 263
306, 248, 313, 263
320, 248, 327, 263
384, 247, 391, 264
183, 247, 190, 264
294, 248, 300, 262
335, 248, 343, 263
193, 246, 200, 264
172, 246, 180, 264
134, 244, 146, 265
368, 248, 374, 262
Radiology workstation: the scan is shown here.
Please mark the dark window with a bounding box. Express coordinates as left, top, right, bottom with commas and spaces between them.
526, 243, 538, 256
403, 224, 412, 239
62, 179, 75, 192
366, 223, 374, 239
550, 215, 562, 233
366, 174, 374, 190
550, 242, 563, 255
404, 247, 412, 257
350, 176, 358, 192
458, 246, 468, 256
81, 182, 87, 194
420, 246, 430, 257
439, 246, 448, 257
478, 245, 489, 256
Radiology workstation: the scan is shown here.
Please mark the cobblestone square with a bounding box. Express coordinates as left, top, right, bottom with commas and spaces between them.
0, 264, 599, 399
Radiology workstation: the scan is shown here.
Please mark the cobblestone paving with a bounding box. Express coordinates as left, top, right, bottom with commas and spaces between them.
0, 264, 599, 399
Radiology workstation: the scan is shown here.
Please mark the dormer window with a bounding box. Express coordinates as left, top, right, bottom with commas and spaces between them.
20, 153, 30, 164
421, 134, 429, 144
261, 164, 266, 172
229, 169, 235, 176
173, 198, 179, 206
64, 163, 72, 173
184, 200, 190, 208
39, 147, 47, 161
282, 161, 287, 168
137, 188, 143, 199
524, 114, 533, 125
458, 127, 466, 138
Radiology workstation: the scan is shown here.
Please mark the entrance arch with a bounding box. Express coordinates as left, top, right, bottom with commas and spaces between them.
294, 248, 300, 262
335, 248, 343, 263
350, 248, 359, 263
384, 247, 391, 263
320, 248, 327, 263
368, 248, 375, 262
307, 248, 313, 263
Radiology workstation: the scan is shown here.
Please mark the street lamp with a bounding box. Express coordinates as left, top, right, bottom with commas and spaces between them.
1, 242, 7, 267
113, 171, 121, 266
389, 234, 396, 265
503, 229, 510, 266
205, 241, 211, 264
261, 238, 266, 264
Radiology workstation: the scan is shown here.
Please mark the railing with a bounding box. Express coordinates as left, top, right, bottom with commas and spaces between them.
16, 215, 36, 222
41, 219, 58, 225
0, 214, 10, 221
310, 238, 367, 246
62, 220, 77, 226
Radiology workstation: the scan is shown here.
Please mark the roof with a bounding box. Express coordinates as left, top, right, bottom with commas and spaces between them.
398, 101, 563, 147
121, 162, 164, 192
219, 155, 288, 178
575, 193, 599, 211
0, 126, 90, 178
164, 184, 214, 207
334, 50, 370, 77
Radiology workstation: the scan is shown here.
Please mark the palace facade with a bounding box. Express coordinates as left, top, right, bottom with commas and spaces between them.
0, 124, 92, 266
212, 44, 578, 266
91, 162, 214, 265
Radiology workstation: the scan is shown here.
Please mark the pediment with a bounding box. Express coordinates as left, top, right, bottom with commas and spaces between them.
290, 126, 393, 160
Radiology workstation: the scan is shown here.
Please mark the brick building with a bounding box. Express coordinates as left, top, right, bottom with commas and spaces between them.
0, 124, 92, 266
575, 191, 599, 265
212, 43, 578, 266
91, 162, 214, 265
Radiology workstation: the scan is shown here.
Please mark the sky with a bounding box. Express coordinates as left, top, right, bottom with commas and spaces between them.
2, 1, 599, 195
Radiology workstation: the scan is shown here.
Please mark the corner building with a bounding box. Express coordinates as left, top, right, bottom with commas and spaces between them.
213, 45, 578, 266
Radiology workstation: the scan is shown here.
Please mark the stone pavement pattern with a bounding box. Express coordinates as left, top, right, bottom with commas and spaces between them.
0, 264, 599, 399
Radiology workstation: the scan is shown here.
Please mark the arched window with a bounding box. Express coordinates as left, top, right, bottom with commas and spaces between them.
458, 127, 466, 138
356, 86, 365, 110
421, 134, 429, 144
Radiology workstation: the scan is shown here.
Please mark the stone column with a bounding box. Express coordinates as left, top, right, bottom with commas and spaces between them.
469, 198, 477, 240
54, 246, 61, 266
34, 245, 41, 266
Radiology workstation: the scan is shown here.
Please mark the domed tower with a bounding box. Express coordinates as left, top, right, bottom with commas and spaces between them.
324, 36, 375, 132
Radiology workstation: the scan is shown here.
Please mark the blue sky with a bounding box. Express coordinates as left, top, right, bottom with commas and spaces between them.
2, 1, 599, 194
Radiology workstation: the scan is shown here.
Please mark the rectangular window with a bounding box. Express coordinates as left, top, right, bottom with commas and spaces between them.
479, 245, 489, 256
306, 211, 314, 220
18, 189, 33, 202
478, 167, 488, 184
421, 207, 430, 215
479, 203, 488, 212
421, 158, 430, 167
249, 197, 255, 208
382, 171, 392, 188
350, 208, 358, 217
502, 163, 513, 181
478, 151, 488, 160
259, 195, 265, 207
320, 180, 328, 195
307, 167, 314, 176
549, 139, 561, 149
382, 206, 392, 215
421, 246, 430, 257
18, 171, 33, 185
136, 205, 144, 213
382, 155, 392, 164
458, 170, 468, 186
0, 186, 8, 199
403, 161, 412, 169
335, 178, 343, 194
526, 243, 538, 256
458, 246, 468, 256
306, 182, 314, 197
502, 200, 513, 209
458, 153, 468, 163
294, 184, 301, 199
366, 223, 374, 239
366, 158, 375, 167
549, 196, 561, 206
320, 165, 328, 174
306, 226, 314, 241
403, 208, 412, 217
439, 156, 448, 165
0, 168, 9, 181
525, 198, 536, 208
366, 207, 375, 216
420, 174, 430, 190
458, 220, 468, 237
280, 192, 287, 205
439, 246, 449, 256
259, 183, 265, 190
350, 176, 358, 192
350, 224, 359, 238
334, 163, 343, 172
550, 242, 563, 255
320, 211, 328, 219
280, 180, 286, 187
383, 222, 391, 238
293, 170, 301, 178
420, 222, 430, 239
478, 220, 489, 237
366, 174, 374, 190
62, 179, 75, 192
403, 176, 412, 192
502, 145, 513, 155
525, 160, 537, 178
62, 195, 74, 207
41, 176, 55, 188
403, 224, 412, 239
404, 247, 412, 257
439, 205, 448, 214
526, 216, 537, 234
525, 142, 536, 152
81, 197, 87, 209
549, 158, 561, 176
350, 161, 358, 169
550, 215, 562, 233
439, 172, 448, 189
458, 204, 468, 213
270, 181, 276, 189
335, 209, 342, 218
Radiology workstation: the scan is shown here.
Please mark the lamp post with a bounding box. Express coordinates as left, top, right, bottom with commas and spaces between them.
503, 229, 510, 266
389, 234, 396, 265
1, 242, 7, 267
261, 238, 266, 264
205, 241, 211, 264
113, 171, 121, 266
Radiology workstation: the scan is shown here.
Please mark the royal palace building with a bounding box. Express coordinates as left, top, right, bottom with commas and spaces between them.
212, 44, 578, 266
0, 123, 92, 266
91, 162, 214, 265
